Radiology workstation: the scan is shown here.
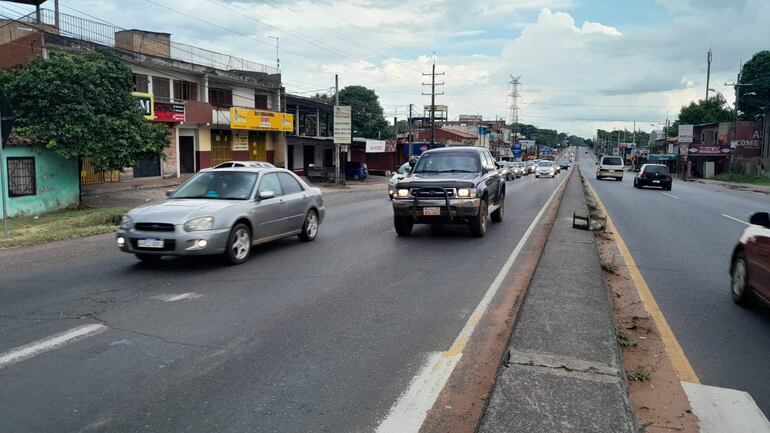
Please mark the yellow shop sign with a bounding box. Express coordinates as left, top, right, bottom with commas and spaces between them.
230, 108, 294, 132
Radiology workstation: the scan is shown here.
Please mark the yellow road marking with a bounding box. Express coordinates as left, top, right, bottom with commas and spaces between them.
584, 177, 700, 384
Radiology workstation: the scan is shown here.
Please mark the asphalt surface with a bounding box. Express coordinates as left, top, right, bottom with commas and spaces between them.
0, 172, 564, 433
578, 151, 770, 416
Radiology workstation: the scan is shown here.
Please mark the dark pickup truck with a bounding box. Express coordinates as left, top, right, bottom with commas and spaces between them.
391, 147, 505, 237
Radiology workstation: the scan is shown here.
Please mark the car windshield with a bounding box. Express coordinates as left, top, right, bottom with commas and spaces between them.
413, 151, 480, 173
171, 171, 258, 200
538, 161, 554, 167
603, 157, 623, 165
644, 165, 669, 174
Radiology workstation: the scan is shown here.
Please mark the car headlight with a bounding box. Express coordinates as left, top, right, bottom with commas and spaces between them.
119, 215, 133, 230
456, 188, 476, 198
184, 216, 214, 232
396, 189, 410, 198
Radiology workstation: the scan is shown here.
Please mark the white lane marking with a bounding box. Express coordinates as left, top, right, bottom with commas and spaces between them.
682, 382, 770, 433
152, 293, 203, 302
721, 214, 749, 225
662, 192, 680, 199
0, 324, 107, 370
376, 172, 571, 433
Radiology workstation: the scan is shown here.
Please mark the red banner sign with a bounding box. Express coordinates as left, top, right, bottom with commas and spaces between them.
154, 102, 185, 122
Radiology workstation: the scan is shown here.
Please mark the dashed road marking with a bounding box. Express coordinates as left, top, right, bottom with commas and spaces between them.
0, 324, 107, 370
662, 192, 680, 199
376, 172, 571, 433
721, 214, 749, 225
152, 293, 203, 302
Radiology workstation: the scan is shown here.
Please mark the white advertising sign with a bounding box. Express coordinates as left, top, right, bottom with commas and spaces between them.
678, 124, 694, 143
365, 139, 387, 153
334, 106, 352, 144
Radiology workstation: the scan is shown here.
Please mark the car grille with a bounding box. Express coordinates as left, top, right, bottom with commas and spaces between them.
411, 187, 455, 198
135, 222, 176, 232
130, 239, 177, 252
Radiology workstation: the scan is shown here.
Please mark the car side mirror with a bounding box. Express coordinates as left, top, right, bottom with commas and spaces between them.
595, 162, 599, 165
258, 191, 275, 200
165, 189, 175, 197
409, 159, 417, 167
749, 212, 770, 228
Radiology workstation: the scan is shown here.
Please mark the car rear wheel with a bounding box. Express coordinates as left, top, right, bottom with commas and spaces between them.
469, 199, 488, 237
353, 174, 361, 181
491, 194, 504, 223
135, 253, 162, 263
299, 210, 319, 242
394, 216, 413, 236
224, 223, 252, 265
731, 251, 753, 306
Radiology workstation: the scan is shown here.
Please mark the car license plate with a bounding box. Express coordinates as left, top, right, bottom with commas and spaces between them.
423, 207, 441, 216
138, 238, 164, 248
652, 180, 660, 184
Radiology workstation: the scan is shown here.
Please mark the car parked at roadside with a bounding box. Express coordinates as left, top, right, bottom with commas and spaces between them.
388, 161, 412, 199
345, 161, 369, 180
535, 160, 557, 178
116, 168, 324, 265
497, 161, 513, 181
212, 161, 275, 169
391, 146, 505, 237
596, 155, 624, 181
511, 162, 524, 178
525, 161, 536, 174
730, 212, 770, 307
634, 164, 672, 190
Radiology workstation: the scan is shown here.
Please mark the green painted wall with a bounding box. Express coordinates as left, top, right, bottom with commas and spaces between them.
1, 145, 80, 217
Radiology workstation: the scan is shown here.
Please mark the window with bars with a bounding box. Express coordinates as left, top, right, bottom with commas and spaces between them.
133, 74, 149, 93
173, 80, 198, 101
152, 76, 170, 100
209, 88, 233, 108
7, 157, 36, 197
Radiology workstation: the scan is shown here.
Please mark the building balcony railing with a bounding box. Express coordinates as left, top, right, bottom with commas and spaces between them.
17, 9, 279, 75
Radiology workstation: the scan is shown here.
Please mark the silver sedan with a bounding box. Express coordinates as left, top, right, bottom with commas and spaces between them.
116, 168, 325, 265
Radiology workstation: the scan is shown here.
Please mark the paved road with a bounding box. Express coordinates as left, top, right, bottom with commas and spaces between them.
578, 151, 770, 415
0, 173, 563, 433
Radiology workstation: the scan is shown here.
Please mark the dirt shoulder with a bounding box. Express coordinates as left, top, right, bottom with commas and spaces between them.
581, 172, 700, 433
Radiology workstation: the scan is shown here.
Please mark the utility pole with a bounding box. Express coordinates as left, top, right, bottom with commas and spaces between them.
334, 74, 340, 184
407, 103, 413, 160
726, 65, 753, 150
508, 74, 521, 151
268, 36, 279, 69
422, 56, 444, 147
705, 46, 712, 100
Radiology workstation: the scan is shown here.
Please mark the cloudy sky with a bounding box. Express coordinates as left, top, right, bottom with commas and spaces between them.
2, 0, 769, 137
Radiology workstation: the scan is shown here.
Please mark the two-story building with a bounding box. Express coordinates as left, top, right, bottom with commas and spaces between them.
0, 5, 290, 185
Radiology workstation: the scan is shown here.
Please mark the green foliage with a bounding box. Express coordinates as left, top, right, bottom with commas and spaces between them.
712, 172, 770, 186
616, 330, 637, 347
0, 50, 169, 171
338, 85, 388, 139
738, 50, 770, 121
666, 94, 733, 136
596, 128, 650, 148
627, 366, 651, 382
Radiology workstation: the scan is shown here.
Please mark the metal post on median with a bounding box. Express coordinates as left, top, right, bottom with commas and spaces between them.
0, 105, 8, 239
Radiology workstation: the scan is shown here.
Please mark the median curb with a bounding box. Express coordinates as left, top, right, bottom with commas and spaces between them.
477, 166, 638, 433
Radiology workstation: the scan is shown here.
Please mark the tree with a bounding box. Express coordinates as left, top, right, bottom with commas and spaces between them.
337, 85, 388, 139
737, 50, 770, 121
0, 50, 169, 171
385, 119, 408, 139
667, 94, 733, 136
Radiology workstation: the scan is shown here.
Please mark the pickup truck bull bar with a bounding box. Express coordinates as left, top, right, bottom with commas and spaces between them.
412, 188, 453, 222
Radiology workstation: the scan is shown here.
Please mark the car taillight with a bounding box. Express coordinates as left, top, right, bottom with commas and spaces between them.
666, 174, 672, 180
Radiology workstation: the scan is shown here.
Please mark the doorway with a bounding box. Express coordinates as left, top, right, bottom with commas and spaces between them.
179, 136, 195, 173
287, 145, 294, 171
303, 145, 315, 174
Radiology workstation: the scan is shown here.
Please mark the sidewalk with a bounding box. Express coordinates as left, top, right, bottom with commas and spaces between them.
81, 174, 388, 209
477, 172, 637, 432
686, 177, 770, 194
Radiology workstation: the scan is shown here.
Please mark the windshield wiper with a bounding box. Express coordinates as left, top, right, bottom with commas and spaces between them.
415, 170, 440, 173
437, 169, 476, 173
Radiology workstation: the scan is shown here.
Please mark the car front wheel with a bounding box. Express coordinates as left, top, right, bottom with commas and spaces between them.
224, 223, 252, 265
470, 199, 488, 237
299, 210, 319, 242
731, 251, 753, 306
394, 216, 413, 236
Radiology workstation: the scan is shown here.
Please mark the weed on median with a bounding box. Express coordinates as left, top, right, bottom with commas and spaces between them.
627, 366, 651, 382
0, 208, 126, 249
616, 330, 638, 347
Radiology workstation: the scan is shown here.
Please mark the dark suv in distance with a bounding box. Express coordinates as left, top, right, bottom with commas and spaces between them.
634, 164, 672, 190
391, 147, 505, 237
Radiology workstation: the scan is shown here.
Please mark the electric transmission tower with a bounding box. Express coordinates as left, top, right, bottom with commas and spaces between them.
508, 75, 521, 132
